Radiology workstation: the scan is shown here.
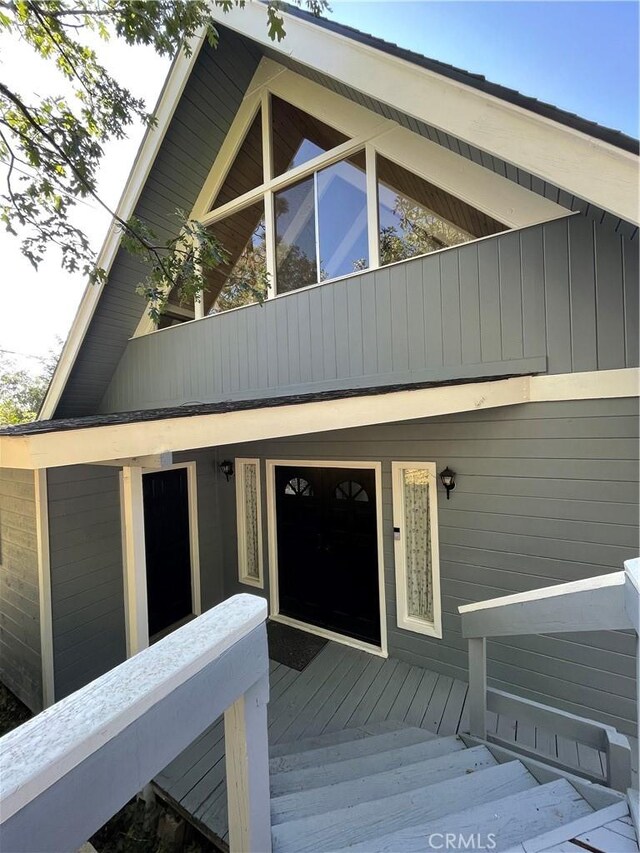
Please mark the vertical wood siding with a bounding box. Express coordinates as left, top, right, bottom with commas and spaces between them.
0, 469, 42, 712
47, 466, 126, 700
204, 398, 639, 735
100, 215, 639, 413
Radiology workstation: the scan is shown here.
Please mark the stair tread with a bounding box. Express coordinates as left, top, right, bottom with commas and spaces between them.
331, 778, 594, 853
270, 734, 465, 796
271, 759, 538, 852
271, 744, 498, 825
269, 726, 436, 774
269, 720, 408, 758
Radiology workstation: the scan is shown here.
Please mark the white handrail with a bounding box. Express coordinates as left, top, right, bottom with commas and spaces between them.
0, 594, 271, 853
459, 560, 639, 794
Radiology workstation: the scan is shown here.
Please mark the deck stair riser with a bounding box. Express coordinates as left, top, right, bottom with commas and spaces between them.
270, 733, 464, 796
333, 778, 594, 853
269, 726, 436, 774
268, 720, 407, 759
272, 760, 538, 852
270, 744, 498, 824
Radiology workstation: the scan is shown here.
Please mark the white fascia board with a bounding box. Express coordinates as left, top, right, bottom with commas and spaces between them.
2, 368, 639, 471
39, 30, 209, 421
211, 4, 639, 225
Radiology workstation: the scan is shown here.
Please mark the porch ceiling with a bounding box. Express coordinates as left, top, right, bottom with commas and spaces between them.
1, 369, 636, 471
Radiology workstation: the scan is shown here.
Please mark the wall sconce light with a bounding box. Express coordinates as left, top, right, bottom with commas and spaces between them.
219, 460, 234, 481
439, 466, 456, 499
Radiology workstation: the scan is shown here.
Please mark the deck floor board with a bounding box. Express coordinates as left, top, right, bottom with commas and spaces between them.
153, 640, 618, 849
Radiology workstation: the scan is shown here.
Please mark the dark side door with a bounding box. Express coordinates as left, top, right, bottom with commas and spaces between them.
275, 465, 381, 646
143, 467, 193, 637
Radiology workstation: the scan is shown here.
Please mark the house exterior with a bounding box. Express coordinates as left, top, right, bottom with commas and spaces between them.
0, 2, 638, 749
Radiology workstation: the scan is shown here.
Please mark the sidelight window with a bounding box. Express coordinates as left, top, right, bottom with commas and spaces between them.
391, 461, 442, 638
235, 458, 264, 588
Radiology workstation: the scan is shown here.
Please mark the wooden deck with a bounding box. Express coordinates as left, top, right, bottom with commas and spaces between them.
153, 640, 624, 849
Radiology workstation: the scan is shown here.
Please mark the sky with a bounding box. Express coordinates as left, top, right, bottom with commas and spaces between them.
0, 0, 637, 371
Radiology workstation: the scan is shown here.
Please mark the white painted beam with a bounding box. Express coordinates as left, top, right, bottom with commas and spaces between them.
121, 466, 149, 656
92, 453, 173, 469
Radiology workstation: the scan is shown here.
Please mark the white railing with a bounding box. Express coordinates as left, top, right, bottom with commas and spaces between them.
459, 559, 639, 793
0, 594, 271, 853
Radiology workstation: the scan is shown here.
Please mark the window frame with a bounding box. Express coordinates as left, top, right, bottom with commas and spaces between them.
391, 460, 442, 639
235, 457, 264, 589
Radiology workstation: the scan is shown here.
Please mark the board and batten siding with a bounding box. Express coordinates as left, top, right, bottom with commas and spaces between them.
209, 397, 639, 735
0, 468, 42, 711
55, 29, 262, 418
47, 465, 126, 700
99, 214, 639, 413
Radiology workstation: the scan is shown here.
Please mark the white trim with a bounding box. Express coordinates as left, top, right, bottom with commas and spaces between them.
391, 461, 442, 639
34, 469, 54, 707
235, 458, 264, 589
365, 143, 380, 269
40, 30, 209, 418
270, 613, 387, 658
121, 465, 149, 655
213, 5, 639, 224
265, 458, 388, 657
4, 370, 639, 471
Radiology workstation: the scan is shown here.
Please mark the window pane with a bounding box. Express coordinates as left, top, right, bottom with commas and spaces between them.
206, 201, 267, 313
243, 463, 260, 580
275, 176, 318, 294
402, 468, 433, 623
317, 153, 368, 280
272, 95, 349, 176
212, 109, 263, 210
377, 155, 504, 266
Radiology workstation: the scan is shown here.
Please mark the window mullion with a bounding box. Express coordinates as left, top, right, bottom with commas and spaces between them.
313, 170, 321, 283
264, 189, 277, 298
261, 90, 273, 183
366, 143, 380, 270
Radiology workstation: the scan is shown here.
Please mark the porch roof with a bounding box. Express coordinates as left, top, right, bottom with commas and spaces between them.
1, 369, 637, 471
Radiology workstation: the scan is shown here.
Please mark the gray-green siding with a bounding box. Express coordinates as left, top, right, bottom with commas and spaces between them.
99, 214, 639, 413
0, 468, 42, 712
205, 398, 639, 735
55, 29, 262, 418
53, 27, 638, 421
47, 465, 126, 700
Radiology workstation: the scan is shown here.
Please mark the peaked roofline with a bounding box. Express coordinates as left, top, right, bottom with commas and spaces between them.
39, 7, 639, 421
281, 3, 639, 157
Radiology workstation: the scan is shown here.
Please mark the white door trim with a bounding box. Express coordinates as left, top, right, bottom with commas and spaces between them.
265, 458, 388, 657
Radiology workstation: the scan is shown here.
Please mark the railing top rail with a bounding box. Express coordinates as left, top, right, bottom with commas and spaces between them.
0, 594, 267, 818
459, 571, 626, 616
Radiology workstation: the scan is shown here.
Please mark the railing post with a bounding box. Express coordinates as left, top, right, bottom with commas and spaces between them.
225, 674, 272, 853
468, 637, 487, 740
604, 729, 632, 792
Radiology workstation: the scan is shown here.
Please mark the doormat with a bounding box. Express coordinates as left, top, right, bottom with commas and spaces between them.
267, 620, 328, 671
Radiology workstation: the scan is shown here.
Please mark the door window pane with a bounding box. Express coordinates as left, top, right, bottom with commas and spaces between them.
275, 176, 318, 294
272, 95, 349, 176
317, 153, 368, 280
236, 459, 263, 587
377, 155, 504, 266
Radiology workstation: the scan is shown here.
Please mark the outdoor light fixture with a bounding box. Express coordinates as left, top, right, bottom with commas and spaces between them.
439, 466, 456, 499
219, 460, 234, 481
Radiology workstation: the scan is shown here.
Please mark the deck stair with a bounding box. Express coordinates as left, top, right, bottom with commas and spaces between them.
268, 721, 634, 853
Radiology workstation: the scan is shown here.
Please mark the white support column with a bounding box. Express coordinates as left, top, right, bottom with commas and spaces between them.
264, 188, 276, 299
225, 674, 272, 853
121, 466, 149, 656
365, 142, 380, 270
468, 637, 487, 740
34, 469, 55, 708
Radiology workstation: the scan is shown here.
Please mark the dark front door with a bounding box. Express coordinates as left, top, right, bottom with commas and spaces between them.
275, 465, 381, 646
143, 468, 192, 637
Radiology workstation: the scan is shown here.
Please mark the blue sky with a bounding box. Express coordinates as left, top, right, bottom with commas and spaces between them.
326, 1, 639, 137
1, 1, 637, 366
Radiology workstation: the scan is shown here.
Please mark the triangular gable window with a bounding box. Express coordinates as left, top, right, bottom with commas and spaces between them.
271, 95, 349, 175
212, 108, 263, 210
